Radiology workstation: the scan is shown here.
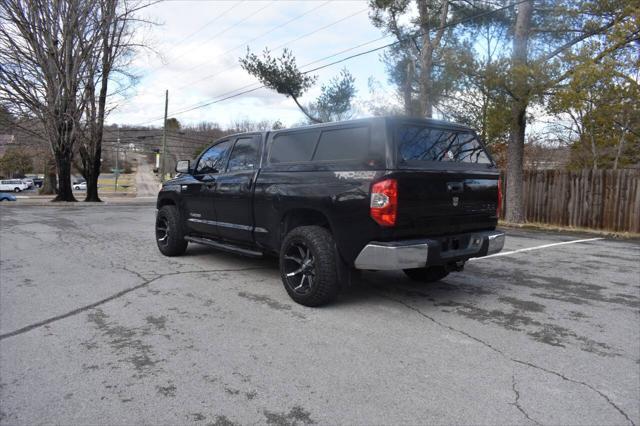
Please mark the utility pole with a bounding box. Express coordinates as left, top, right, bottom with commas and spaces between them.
114, 126, 120, 192
161, 90, 169, 182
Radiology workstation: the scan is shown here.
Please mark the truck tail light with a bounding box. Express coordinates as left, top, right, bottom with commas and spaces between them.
370, 178, 397, 227
497, 176, 503, 217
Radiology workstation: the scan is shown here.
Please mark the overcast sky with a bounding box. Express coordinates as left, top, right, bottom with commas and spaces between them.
107, 0, 396, 128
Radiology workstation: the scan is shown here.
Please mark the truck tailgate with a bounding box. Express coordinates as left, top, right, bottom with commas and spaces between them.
391, 170, 499, 234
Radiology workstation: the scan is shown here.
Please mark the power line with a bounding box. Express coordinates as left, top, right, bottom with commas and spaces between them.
133, 6, 370, 125
168, 1, 275, 64
135, 0, 332, 91
175, 5, 366, 90
133, 0, 526, 124
177, 0, 331, 78
173, 1, 245, 47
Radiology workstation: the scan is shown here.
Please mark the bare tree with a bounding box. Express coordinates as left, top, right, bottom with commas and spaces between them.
0, 0, 147, 201
0, 0, 104, 201
77, 0, 144, 202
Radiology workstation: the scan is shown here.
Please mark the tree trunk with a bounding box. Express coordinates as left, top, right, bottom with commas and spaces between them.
420, 49, 434, 118
291, 95, 322, 123
505, 0, 533, 223
84, 2, 114, 202
53, 150, 76, 202
613, 127, 627, 170
40, 156, 57, 195
506, 101, 526, 222
416, 0, 448, 119
85, 148, 101, 202
403, 58, 416, 116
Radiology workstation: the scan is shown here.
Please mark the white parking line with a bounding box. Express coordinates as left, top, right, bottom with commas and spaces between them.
474, 237, 604, 260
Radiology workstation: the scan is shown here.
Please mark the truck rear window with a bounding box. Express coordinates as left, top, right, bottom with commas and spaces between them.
397, 125, 491, 165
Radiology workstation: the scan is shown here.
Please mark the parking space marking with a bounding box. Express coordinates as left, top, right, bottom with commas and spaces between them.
474, 237, 604, 260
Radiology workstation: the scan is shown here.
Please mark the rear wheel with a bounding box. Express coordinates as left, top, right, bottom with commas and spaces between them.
403, 266, 449, 283
14, 187, 20, 192
280, 226, 340, 307
156, 205, 188, 256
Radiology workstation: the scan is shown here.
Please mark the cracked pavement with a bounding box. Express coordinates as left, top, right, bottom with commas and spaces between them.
0, 204, 638, 425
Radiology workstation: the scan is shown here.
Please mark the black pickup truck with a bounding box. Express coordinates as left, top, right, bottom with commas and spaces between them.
155, 117, 505, 306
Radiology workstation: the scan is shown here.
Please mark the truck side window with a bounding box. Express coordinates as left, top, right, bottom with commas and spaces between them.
269, 131, 319, 163
227, 137, 260, 172
196, 140, 231, 174
313, 126, 369, 161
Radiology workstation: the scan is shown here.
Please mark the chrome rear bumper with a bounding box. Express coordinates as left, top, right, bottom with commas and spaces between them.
354, 230, 505, 270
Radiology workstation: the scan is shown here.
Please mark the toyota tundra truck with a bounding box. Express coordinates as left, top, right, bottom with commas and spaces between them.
155, 117, 505, 306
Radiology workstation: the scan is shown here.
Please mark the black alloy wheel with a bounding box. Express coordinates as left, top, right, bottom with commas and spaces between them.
156, 215, 170, 248
155, 205, 188, 256
279, 226, 340, 307
282, 241, 316, 296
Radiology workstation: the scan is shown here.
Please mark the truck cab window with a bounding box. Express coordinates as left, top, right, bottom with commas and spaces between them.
196, 140, 231, 174
227, 137, 260, 172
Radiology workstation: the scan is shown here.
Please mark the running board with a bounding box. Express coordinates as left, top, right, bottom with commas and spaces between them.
184, 236, 263, 258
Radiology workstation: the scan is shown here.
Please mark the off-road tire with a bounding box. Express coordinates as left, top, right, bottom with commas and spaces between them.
156, 205, 188, 256
279, 226, 340, 307
403, 266, 449, 283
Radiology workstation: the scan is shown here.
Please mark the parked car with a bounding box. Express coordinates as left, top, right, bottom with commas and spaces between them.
21, 179, 34, 189
33, 178, 43, 188
0, 192, 17, 201
0, 179, 29, 192
155, 117, 504, 306
73, 182, 87, 191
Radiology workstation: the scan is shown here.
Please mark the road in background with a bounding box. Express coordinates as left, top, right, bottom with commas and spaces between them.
134, 155, 161, 197
0, 205, 638, 425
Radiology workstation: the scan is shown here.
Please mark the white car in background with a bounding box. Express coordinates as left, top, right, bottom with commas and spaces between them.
73, 182, 87, 191
21, 179, 34, 189
0, 179, 29, 192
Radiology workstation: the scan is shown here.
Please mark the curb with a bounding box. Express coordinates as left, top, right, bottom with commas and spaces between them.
499, 221, 640, 240
0, 198, 156, 207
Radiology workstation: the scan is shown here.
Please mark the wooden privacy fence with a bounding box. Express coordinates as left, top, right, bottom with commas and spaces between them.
502, 169, 640, 233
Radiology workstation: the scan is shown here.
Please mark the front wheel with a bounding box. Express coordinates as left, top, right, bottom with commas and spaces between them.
279, 226, 340, 307
403, 266, 449, 283
156, 205, 188, 256
14, 187, 20, 192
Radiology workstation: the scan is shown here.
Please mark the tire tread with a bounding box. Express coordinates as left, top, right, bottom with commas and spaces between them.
280, 225, 339, 307
156, 205, 188, 256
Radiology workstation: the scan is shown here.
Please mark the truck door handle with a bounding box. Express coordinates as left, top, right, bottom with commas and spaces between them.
447, 182, 463, 193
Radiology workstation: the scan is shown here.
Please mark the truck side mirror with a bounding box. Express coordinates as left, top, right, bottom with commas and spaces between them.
176, 160, 191, 174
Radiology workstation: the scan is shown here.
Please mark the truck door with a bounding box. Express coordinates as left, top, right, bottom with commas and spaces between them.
182, 139, 232, 237
212, 135, 262, 244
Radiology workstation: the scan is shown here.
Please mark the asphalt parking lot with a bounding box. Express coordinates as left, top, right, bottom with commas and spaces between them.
0, 205, 638, 425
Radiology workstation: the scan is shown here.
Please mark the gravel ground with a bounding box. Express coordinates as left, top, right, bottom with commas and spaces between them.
0, 204, 638, 425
